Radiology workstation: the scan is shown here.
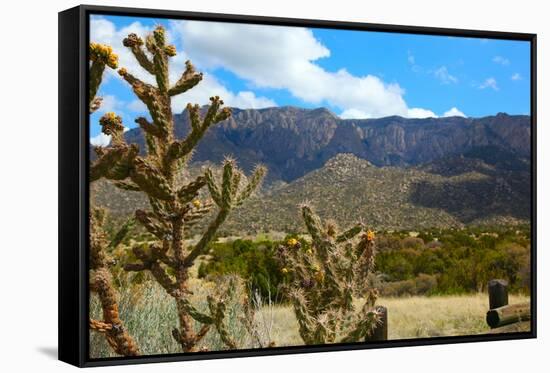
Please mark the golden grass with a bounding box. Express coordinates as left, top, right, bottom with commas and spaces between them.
380, 293, 530, 339
236, 293, 531, 347
90, 279, 530, 357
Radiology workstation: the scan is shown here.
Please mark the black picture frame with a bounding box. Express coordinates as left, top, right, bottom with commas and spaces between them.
59, 4, 537, 367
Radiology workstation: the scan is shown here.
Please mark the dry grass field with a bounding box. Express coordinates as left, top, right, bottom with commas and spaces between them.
90, 279, 530, 358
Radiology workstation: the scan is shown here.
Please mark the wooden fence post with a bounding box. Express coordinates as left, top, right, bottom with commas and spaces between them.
366, 306, 387, 341
488, 279, 508, 310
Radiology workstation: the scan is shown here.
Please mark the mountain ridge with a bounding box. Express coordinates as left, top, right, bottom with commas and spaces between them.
123, 107, 530, 184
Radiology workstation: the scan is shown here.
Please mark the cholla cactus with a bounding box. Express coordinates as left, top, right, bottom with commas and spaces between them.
91, 26, 265, 352
276, 204, 380, 345
89, 208, 140, 356
89, 42, 118, 113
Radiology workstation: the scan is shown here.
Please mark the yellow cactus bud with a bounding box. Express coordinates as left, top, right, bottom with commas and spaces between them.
312, 263, 320, 272
107, 53, 119, 69
90, 42, 118, 69
192, 199, 202, 208
366, 230, 375, 242
281, 267, 289, 274
287, 238, 299, 247
314, 271, 324, 282
165, 45, 177, 57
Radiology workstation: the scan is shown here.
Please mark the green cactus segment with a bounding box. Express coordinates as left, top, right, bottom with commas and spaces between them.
90, 25, 266, 352
169, 60, 203, 96
89, 43, 118, 113
277, 205, 380, 345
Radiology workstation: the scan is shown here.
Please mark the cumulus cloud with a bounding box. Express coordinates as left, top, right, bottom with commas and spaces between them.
511, 73, 522, 81
90, 17, 440, 119
90, 132, 111, 147
171, 20, 436, 119
493, 56, 510, 66
433, 66, 458, 84
479, 77, 499, 91
443, 107, 466, 117
90, 17, 275, 113
407, 108, 437, 118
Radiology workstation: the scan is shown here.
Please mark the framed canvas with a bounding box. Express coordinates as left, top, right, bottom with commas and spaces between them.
58, 4, 537, 367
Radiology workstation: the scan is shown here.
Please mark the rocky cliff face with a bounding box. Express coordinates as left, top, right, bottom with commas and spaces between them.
123, 107, 531, 184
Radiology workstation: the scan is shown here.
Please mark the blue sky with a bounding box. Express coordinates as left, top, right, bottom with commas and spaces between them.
89, 14, 530, 144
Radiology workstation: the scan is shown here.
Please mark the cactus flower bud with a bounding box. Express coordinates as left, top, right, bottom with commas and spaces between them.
287, 238, 299, 247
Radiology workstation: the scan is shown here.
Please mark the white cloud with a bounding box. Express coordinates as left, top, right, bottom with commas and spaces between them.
90, 133, 111, 147
511, 73, 522, 81
493, 56, 510, 66
91, 18, 440, 119
339, 109, 372, 119
170, 72, 276, 112
407, 108, 437, 118
479, 77, 499, 91
340, 107, 437, 119
171, 20, 431, 118
443, 107, 466, 117
433, 66, 458, 84
90, 17, 275, 113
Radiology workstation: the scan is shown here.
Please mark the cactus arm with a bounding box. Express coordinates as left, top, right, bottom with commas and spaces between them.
177, 298, 215, 324
182, 207, 230, 267
134, 209, 170, 239
183, 202, 213, 231
89, 146, 128, 182
89, 43, 118, 112
128, 158, 174, 201
177, 176, 206, 203
122, 33, 155, 74
336, 224, 364, 243
301, 205, 325, 245
167, 97, 231, 161
340, 307, 380, 343
221, 158, 238, 209
235, 165, 267, 205
207, 295, 237, 349
135, 116, 167, 139
89, 61, 105, 111
150, 27, 170, 93
204, 169, 222, 206
289, 289, 316, 345
168, 60, 203, 96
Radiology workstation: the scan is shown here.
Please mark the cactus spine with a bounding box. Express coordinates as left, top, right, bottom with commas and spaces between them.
276, 204, 380, 344
91, 26, 265, 352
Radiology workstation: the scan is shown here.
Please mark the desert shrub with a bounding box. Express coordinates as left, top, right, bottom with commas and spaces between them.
375, 226, 530, 294
379, 274, 438, 297
198, 239, 284, 302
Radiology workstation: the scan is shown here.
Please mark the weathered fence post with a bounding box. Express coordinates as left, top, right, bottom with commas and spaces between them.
366, 306, 388, 341
488, 279, 509, 310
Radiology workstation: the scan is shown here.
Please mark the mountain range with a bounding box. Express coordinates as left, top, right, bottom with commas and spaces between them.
93, 107, 532, 232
